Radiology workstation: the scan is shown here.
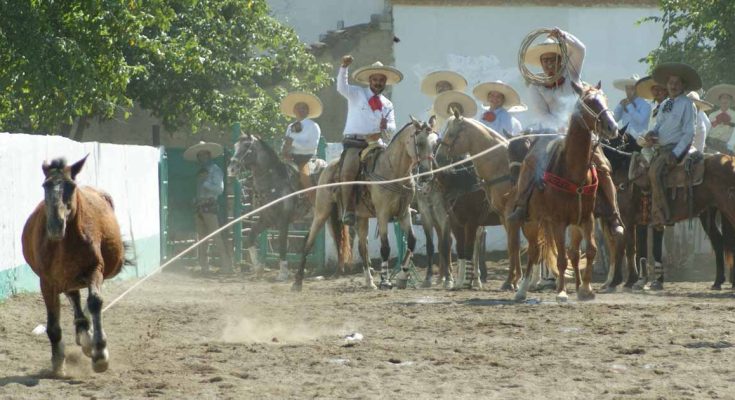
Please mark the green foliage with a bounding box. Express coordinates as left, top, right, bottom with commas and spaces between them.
0, 0, 331, 139
642, 0, 735, 88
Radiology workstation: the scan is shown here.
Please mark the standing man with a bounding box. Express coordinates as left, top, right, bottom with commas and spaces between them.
337, 55, 403, 225
510, 28, 624, 236
473, 80, 524, 138
705, 84, 735, 153
185, 141, 234, 274
280, 92, 323, 203
612, 74, 651, 139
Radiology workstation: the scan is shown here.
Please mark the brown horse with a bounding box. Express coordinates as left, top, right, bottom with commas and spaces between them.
22, 156, 126, 376
513, 82, 619, 302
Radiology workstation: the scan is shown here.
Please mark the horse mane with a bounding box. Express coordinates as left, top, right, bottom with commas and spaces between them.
462, 117, 509, 145
388, 122, 414, 146
253, 136, 288, 177
47, 158, 67, 171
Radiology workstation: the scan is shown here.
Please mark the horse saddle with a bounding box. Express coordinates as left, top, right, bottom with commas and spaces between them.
629, 151, 705, 188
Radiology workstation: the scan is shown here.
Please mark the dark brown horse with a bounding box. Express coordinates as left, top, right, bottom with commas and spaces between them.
22, 156, 126, 376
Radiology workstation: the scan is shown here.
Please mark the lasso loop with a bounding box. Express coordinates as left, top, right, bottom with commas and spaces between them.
518, 28, 569, 86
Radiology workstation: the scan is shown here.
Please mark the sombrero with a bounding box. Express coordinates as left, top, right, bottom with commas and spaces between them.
472, 81, 522, 108
704, 84, 735, 103
507, 103, 529, 113
184, 141, 224, 161
634, 76, 664, 100
433, 90, 478, 118
652, 62, 702, 92
687, 91, 714, 112
280, 92, 323, 118
353, 62, 403, 85
420, 71, 467, 96
524, 38, 562, 67
613, 74, 641, 91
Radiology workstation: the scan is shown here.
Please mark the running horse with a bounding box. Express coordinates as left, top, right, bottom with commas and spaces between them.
22, 156, 128, 376
293, 117, 436, 291
513, 81, 619, 302
228, 134, 328, 280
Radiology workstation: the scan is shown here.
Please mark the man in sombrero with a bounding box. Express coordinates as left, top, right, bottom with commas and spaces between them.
280, 91, 323, 203
509, 28, 624, 237
687, 91, 713, 153
612, 74, 651, 139
705, 84, 735, 153
420, 70, 468, 128
473, 80, 524, 138
433, 89, 478, 128
185, 141, 234, 274
337, 55, 402, 225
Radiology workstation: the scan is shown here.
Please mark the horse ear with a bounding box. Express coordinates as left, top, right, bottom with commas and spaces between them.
596, 80, 602, 90
42, 161, 51, 177
571, 80, 584, 97
409, 115, 419, 127
428, 115, 437, 130
69, 154, 89, 180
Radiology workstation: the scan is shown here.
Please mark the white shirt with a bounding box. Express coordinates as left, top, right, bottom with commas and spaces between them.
337, 66, 396, 137
511, 116, 523, 136
285, 118, 321, 155
526, 30, 585, 131
691, 109, 710, 153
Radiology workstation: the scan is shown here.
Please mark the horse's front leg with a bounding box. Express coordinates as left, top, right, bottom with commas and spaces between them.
377, 216, 393, 290
579, 218, 597, 301
421, 219, 434, 288
276, 219, 290, 282
67, 290, 92, 357
245, 219, 267, 274
357, 217, 376, 290
552, 223, 570, 303
293, 205, 331, 292
87, 269, 109, 373
41, 281, 64, 377
460, 224, 480, 290
396, 210, 416, 290
569, 226, 583, 291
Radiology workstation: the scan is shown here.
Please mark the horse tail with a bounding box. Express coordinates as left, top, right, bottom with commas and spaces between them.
537, 222, 559, 278
329, 202, 352, 266
123, 241, 137, 268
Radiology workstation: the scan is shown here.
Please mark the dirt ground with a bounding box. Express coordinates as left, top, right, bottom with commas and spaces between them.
1, 262, 734, 400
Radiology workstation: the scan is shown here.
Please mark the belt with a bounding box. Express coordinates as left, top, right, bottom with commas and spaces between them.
344, 133, 381, 140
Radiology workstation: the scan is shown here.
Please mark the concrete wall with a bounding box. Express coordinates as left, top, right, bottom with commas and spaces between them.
0, 133, 161, 299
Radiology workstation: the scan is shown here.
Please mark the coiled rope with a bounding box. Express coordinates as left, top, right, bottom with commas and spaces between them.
517, 28, 570, 86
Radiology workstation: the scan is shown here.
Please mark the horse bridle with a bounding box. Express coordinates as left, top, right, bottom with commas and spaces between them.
576, 92, 614, 135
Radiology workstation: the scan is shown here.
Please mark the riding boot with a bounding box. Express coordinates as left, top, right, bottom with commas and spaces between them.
598, 169, 624, 237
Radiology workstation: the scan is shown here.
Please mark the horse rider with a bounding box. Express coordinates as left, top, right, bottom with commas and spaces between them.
638, 62, 701, 227
421, 70, 468, 129
634, 76, 670, 162
705, 84, 735, 154
687, 91, 713, 153
473, 80, 524, 138
509, 28, 625, 237
433, 90, 478, 127
612, 74, 652, 140
337, 55, 403, 225
280, 91, 323, 203
185, 141, 234, 274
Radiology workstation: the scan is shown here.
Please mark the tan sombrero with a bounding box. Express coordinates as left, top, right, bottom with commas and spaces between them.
420, 71, 467, 96
652, 62, 702, 92
280, 92, 323, 119
524, 38, 562, 67
433, 90, 478, 119
704, 84, 735, 103
613, 74, 641, 91
635, 76, 664, 100
687, 91, 714, 112
353, 61, 403, 85
472, 81, 522, 108
184, 141, 224, 161
507, 103, 529, 113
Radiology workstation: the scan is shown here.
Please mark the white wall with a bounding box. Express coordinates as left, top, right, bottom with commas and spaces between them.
392, 5, 663, 128
267, 0, 386, 44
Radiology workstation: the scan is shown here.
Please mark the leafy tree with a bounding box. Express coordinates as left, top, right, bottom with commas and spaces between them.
642, 0, 735, 88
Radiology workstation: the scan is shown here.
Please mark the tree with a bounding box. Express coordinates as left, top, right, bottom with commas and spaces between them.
642, 0, 735, 88
0, 0, 331, 140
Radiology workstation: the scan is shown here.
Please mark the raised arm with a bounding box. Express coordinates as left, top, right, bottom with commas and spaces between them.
557, 29, 585, 83
336, 55, 361, 100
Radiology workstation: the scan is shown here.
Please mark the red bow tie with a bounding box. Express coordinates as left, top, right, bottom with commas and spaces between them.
482, 111, 496, 123
544, 77, 566, 89
368, 95, 383, 112
713, 112, 731, 127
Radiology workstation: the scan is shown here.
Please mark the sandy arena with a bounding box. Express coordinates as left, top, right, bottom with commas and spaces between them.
1, 262, 734, 400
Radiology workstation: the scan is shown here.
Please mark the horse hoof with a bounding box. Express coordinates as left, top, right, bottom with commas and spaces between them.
710, 284, 722, 291
556, 292, 568, 303
367, 282, 378, 290
397, 279, 408, 290
601, 285, 617, 294
577, 290, 596, 301
443, 280, 454, 290
92, 358, 109, 373
379, 281, 393, 290
77, 330, 93, 358
500, 281, 514, 292
471, 279, 483, 291
514, 292, 527, 302
645, 281, 663, 291
421, 279, 432, 289
291, 282, 303, 292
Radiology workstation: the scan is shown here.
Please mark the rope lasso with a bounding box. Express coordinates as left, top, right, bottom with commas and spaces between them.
517, 28, 570, 86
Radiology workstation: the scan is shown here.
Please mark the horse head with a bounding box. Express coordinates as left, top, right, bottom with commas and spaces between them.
572, 81, 618, 140
435, 107, 470, 162
41, 155, 87, 240
228, 133, 258, 176
408, 115, 437, 173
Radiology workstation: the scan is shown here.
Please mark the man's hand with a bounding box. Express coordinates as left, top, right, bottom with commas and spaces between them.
666, 152, 678, 167
342, 55, 353, 68
620, 98, 630, 111
548, 27, 564, 40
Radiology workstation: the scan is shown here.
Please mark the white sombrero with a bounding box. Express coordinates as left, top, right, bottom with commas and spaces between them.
704, 84, 735, 103
472, 81, 522, 108
507, 103, 529, 113
280, 92, 323, 118
687, 91, 714, 112
524, 38, 562, 67
184, 141, 224, 161
634, 76, 664, 100
433, 90, 478, 118
420, 71, 467, 96
652, 62, 702, 92
353, 62, 403, 85
613, 74, 641, 91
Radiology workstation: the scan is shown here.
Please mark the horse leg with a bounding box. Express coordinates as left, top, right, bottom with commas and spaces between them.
377, 216, 392, 290
467, 225, 482, 290
701, 211, 725, 290
569, 227, 583, 292
623, 226, 638, 289
396, 212, 416, 290
476, 226, 488, 284
503, 220, 521, 292
515, 225, 539, 302
292, 206, 331, 291
357, 217, 376, 290
553, 224, 569, 302
632, 225, 649, 290
453, 221, 467, 290
67, 290, 92, 357
87, 270, 109, 373
245, 219, 266, 274
42, 282, 65, 376
276, 220, 290, 282
578, 219, 597, 301
421, 221, 434, 288
439, 219, 454, 289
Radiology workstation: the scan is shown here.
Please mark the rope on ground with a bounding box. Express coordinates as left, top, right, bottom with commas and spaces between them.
102, 132, 559, 313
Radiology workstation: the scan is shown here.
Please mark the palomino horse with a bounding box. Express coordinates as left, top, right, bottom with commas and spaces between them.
228, 134, 332, 280
513, 81, 619, 302
293, 118, 436, 291
22, 156, 127, 376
